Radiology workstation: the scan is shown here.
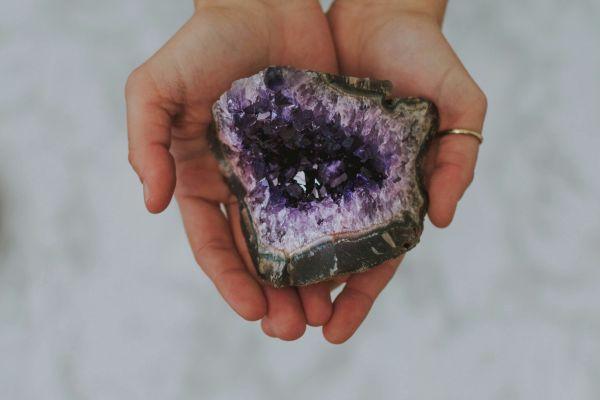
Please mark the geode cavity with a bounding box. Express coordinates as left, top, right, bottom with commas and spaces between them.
210, 66, 438, 287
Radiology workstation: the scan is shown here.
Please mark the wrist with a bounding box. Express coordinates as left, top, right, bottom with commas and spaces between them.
196, 0, 321, 11
330, 0, 446, 27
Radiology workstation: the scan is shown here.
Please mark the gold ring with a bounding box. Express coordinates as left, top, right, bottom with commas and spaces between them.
438, 128, 483, 144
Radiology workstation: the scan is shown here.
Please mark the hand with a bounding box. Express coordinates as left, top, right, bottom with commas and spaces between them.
125, 0, 338, 341
324, 0, 488, 341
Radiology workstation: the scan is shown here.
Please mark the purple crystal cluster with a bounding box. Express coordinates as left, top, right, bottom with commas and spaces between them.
211, 67, 437, 286
232, 68, 387, 209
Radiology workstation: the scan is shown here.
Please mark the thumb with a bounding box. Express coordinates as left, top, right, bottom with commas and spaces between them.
125, 67, 176, 213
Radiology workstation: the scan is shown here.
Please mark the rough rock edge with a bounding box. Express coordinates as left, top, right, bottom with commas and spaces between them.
209, 67, 439, 287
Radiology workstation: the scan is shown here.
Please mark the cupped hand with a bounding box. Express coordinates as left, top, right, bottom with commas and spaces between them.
126, 0, 486, 345
324, 0, 488, 341
126, 0, 339, 341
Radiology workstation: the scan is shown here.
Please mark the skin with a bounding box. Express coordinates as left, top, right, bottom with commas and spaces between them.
324, 0, 487, 343
125, 0, 486, 343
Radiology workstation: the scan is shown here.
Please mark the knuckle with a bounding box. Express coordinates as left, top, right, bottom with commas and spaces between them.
464, 169, 475, 186
125, 66, 145, 99
194, 238, 233, 265
213, 267, 243, 290
127, 149, 140, 173
345, 286, 374, 310
127, 150, 135, 167
472, 88, 488, 115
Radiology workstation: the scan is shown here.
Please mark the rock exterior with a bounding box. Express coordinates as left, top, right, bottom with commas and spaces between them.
209, 66, 439, 287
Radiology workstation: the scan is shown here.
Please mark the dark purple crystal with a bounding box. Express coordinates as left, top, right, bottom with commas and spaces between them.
228, 76, 387, 208
264, 66, 285, 91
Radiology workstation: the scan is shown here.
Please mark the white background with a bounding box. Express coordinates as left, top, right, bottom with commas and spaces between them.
1, 0, 599, 398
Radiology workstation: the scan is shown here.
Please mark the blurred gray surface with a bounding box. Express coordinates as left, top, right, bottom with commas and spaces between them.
1, 0, 600, 399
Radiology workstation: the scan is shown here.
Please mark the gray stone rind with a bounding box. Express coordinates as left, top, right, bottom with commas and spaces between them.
209, 67, 438, 287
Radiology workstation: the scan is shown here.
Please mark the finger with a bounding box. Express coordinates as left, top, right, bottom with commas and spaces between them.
423, 136, 440, 185
227, 202, 306, 340
261, 317, 277, 338
427, 63, 487, 228
125, 67, 176, 213
178, 196, 266, 321
426, 135, 480, 227
323, 257, 401, 344
298, 282, 333, 327
263, 286, 307, 341
226, 200, 260, 278
171, 137, 231, 204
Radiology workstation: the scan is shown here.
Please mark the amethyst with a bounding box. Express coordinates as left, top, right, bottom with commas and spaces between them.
210, 66, 438, 287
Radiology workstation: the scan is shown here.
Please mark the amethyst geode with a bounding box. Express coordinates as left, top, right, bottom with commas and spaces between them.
210, 66, 438, 287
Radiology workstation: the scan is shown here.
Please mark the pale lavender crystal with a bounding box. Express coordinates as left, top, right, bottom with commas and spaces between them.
210, 66, 438, 286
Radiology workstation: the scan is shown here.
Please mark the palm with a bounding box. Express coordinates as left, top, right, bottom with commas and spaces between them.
168, 7, 338, 203
127, 2, 343, 342
317, 3, 487, 342
171, 8, 340, 340
329, 5, 487, 227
